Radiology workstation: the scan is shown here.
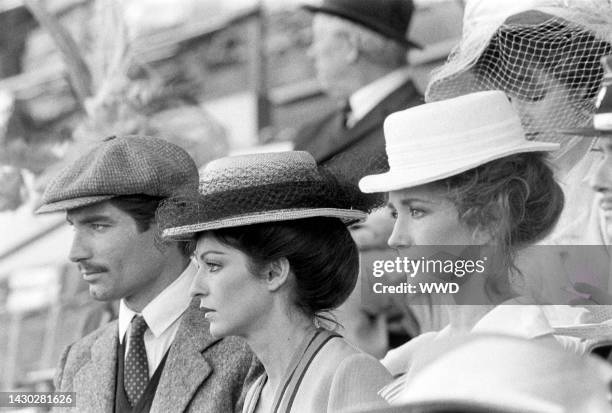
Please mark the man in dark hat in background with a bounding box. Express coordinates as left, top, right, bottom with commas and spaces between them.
294, 0, 424, 357
37, 135, 257, 413
296, 0, 422, 193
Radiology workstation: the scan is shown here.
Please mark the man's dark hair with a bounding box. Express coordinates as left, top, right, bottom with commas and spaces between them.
109, 194, 194, 256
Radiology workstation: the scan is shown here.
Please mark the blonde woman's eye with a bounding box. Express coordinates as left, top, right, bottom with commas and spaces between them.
410, 208, 425, 218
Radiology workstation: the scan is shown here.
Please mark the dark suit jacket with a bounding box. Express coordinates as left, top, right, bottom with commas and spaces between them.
53, 299, 258, 413
294, 79, 423, 207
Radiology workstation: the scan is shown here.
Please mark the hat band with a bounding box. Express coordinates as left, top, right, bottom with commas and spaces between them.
386, 124, 525, 171
158, 180, 360, 232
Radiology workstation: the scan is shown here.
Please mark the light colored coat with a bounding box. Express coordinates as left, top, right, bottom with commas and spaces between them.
242, 337, 392, 413
53, 299, 258, 413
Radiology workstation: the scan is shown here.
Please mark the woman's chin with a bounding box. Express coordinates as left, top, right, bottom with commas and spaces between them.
208, 323, 230, 338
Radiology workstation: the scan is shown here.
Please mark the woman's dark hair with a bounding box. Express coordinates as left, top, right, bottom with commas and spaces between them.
434, 152, 564, 296
110, 194, 194, 256
206, 217, 359, 323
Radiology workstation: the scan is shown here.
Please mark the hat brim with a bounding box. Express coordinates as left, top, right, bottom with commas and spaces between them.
302, 4, 422, 49
162, 208, 367, 239
558, 128, 612, 137
350, 400, 549, 413
359, 141, 558, 193
372, 399, 559, 413
35, 195, 115, 214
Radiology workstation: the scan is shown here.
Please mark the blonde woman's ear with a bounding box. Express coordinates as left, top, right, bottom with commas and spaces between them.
472, 226, 494, 245
266, 257, 291, 292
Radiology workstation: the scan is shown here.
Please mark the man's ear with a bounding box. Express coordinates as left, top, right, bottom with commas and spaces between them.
336, 30, 358, 64
345, 35, 359, 64
265, 257, 291, 292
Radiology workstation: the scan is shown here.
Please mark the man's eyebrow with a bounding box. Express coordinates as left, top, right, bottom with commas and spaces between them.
68, 214, 115, 225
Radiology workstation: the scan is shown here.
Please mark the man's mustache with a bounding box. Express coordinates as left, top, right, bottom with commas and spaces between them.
78, 262, 108, 273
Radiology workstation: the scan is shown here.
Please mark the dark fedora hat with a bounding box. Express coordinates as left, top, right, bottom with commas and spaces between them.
560, 55, 612, 137
302, 0, 421, 49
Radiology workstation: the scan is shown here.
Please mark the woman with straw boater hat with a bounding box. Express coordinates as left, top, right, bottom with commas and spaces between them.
158, 151, 392, 413
357, 91, 577, 379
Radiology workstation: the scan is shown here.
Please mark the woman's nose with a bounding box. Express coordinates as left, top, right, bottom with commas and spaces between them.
387, 221, 412, 250
190, 268, 209, 298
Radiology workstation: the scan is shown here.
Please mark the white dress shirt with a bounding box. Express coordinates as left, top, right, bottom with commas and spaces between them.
118, 261, 198, 377
346, 67, 412, 128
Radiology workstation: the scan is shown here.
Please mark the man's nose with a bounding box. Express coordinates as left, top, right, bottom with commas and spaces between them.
68, 231, 92, 263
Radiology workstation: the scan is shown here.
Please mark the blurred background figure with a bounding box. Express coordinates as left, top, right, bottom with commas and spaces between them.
295, 0, 424, 359
426, 0, 612, 241
421, 0, 612, 342
295, 0, 422, 200
350, 334, 612, 413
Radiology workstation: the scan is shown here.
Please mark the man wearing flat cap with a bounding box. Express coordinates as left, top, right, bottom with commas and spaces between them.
37, 135, 257, 413
294, 0, 424, 357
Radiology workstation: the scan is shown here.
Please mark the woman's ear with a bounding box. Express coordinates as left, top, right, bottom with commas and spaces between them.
265, 257, 291, 292
472, 226, 494, 245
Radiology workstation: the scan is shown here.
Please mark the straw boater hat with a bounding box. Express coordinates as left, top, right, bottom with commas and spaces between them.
159, 151, 368, 239
349, 334, 612, 413
359, 90, 558, 194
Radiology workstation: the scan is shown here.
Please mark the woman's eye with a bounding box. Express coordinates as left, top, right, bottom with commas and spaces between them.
389, 209, 398, 219
410, 208, 425, 218
90, 223, 108, 231
205, 262, 221, 272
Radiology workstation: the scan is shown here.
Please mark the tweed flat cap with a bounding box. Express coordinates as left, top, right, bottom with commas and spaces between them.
36, 135, 199, 214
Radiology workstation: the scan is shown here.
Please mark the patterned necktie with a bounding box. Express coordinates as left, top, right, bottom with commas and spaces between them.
124, 315, 149, 407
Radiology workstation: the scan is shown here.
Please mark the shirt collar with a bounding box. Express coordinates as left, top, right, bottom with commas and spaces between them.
118, 261, 198, 343
348, 67, 412, 124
